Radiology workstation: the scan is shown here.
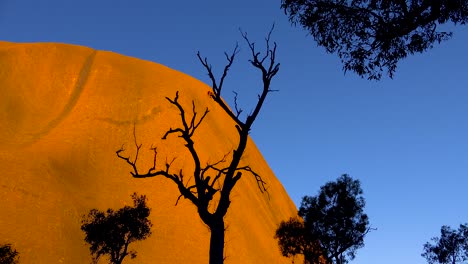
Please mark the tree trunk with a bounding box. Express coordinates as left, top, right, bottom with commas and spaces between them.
334, 254, 341, 264
209, 219, 225, 264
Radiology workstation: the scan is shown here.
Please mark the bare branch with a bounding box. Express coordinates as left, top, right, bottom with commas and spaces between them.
218, 44, 239, 95
201, 151, 230, 178
175, 194, 184, 206
162, 91, 210, 139
116, 137, 175, 181
232, 91, 243, 118
176, 183, 198, 206
236, 165, 269, 197
190, 104, 209, 137
116, 145, 138, 177
116, 126, 143, 177
148, 145, 157, 174
132, 125, 142, 164
162, 127, 185, 140
197, 45, 244, 128
115, 124, 202, 208
239, 25, 280, 129
165, 91, 190, 133
196, 54, 216, 91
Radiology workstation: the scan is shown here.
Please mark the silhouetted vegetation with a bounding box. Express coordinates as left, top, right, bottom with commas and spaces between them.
0, 244, 19, 264
281, 0, 468, 80
276, 174, 371, 264
422, 224, 468, 264
276, 217, 320, 263
81, 193, 152, 264
116, 27, 279, 264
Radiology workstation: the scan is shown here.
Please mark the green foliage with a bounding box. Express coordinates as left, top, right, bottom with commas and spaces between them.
276, 174, 370, 264
81, 193, 152, 264
0, 244, 19, 264
281, 0, 468, 80
422, 224, 468, 264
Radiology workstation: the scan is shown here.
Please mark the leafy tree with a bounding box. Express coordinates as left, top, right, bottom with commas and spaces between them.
276, 174, 371, 264
0, 244, 19, 264
281, 0, 468, 80
422, 224, 468, 264
116, 28, 279, 264
81, 193, 152, 264
275, 217, 322, 264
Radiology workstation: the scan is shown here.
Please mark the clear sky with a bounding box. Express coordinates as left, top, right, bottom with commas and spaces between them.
1, 1, 468, 263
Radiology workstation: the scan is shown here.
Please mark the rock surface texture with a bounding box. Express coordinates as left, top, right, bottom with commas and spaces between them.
0, 41, 297, 263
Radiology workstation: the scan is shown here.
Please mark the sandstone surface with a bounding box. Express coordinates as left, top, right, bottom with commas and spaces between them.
0, 41, 297, 263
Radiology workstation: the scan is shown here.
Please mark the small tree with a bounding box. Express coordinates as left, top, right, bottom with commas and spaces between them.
281, 0, 468, 80
276, 174, 371, 264
81, 193, 152, 264
117, 28, 279, 264
0, 244, 19, 264
422, 224, 468, 264
275, 217, 322, 264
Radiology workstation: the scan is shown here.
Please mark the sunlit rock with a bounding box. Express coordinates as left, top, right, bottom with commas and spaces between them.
0, 41, 297, 263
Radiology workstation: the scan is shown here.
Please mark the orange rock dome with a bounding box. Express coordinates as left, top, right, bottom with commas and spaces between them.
0, 41, 297, 263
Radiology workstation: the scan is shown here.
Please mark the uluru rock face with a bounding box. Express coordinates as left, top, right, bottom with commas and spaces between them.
0, 41, 296, 263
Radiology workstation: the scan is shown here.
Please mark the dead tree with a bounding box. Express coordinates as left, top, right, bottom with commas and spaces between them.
117, 28, 280, 264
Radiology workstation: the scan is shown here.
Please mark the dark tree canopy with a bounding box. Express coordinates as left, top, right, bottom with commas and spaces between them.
0, 244, 19, 264
281, 0, 468, 79
422, 224, 468, 264
275, 217, 322, 264
81, 193, 152, 264
276, 174, 371, 264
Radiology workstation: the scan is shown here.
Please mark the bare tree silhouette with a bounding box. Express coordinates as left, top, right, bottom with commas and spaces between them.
116, 27, 280, 264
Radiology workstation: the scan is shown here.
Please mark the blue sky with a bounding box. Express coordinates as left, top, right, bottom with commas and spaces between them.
2, 1, 468, 263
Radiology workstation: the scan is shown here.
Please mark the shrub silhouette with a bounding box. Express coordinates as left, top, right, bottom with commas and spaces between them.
81, 193, 152, 264
0, 244, 19, 264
